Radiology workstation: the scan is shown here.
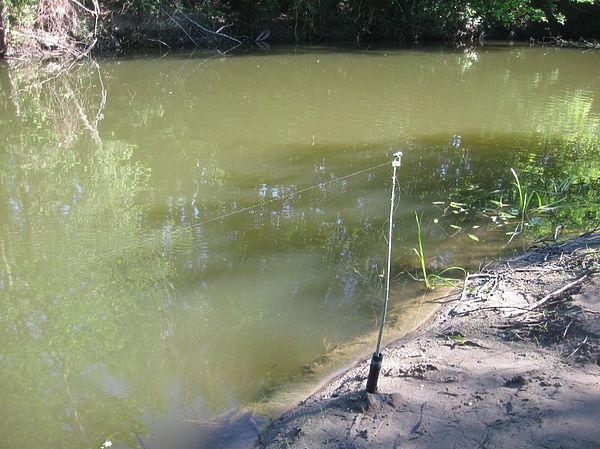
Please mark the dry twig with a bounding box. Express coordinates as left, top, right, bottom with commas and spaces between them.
566, 335, 589, 359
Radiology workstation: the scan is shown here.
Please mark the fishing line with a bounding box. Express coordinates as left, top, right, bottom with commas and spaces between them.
87, 160, 390, 266
178, 160, 390, 231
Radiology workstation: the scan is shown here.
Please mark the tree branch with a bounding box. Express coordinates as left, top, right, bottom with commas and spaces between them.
158, 6, 198, 46
175, 7, 241, 44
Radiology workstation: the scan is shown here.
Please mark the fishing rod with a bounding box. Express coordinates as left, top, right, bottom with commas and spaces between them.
366, 150, 402, 394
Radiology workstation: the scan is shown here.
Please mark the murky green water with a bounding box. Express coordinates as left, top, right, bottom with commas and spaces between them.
1, 44, 599, 449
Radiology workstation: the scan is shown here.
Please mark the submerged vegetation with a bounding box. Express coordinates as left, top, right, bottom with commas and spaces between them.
411, 157, 599, 289
0, 0, 599, 58
423, 154, 599, 282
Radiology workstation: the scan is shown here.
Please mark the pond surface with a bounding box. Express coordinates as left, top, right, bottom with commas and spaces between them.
0, 43, 599, 449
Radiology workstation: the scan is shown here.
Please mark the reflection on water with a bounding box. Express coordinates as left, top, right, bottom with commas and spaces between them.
0, 44, 599, 449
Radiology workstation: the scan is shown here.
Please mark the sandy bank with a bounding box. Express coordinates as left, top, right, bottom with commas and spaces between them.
255, 233, 600, 449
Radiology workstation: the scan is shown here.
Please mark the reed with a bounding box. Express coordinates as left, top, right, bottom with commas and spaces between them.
413, 212, 432, 289
511, 168, 542, 228
413, 212, 465, 290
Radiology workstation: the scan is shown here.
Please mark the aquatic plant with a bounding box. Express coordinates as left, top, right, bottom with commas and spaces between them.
413, 212, 466, 290
413, 212, 431, 289
510, 168, 541, 229
461, 168, 570, 244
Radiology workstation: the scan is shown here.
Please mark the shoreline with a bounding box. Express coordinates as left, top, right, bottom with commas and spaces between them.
255, 233, 600, 449
262, 289, 448, 412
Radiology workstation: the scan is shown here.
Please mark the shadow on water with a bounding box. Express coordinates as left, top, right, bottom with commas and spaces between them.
134, 407, 268, 449
133, 39, 540, 62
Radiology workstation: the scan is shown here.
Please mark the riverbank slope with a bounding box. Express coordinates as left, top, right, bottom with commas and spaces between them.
256, 232, 600, 449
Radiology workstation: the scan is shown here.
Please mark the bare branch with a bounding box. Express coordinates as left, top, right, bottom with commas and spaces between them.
158, 6, 198, 47
148, 38, 171, 49
68, 0, 97, 16
175, 8, 242, 44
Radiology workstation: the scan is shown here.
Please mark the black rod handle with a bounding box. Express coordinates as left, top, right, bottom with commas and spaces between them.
366, 352, 383, 393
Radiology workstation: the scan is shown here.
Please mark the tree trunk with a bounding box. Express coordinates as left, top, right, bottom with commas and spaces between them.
0, 0, 8, 57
